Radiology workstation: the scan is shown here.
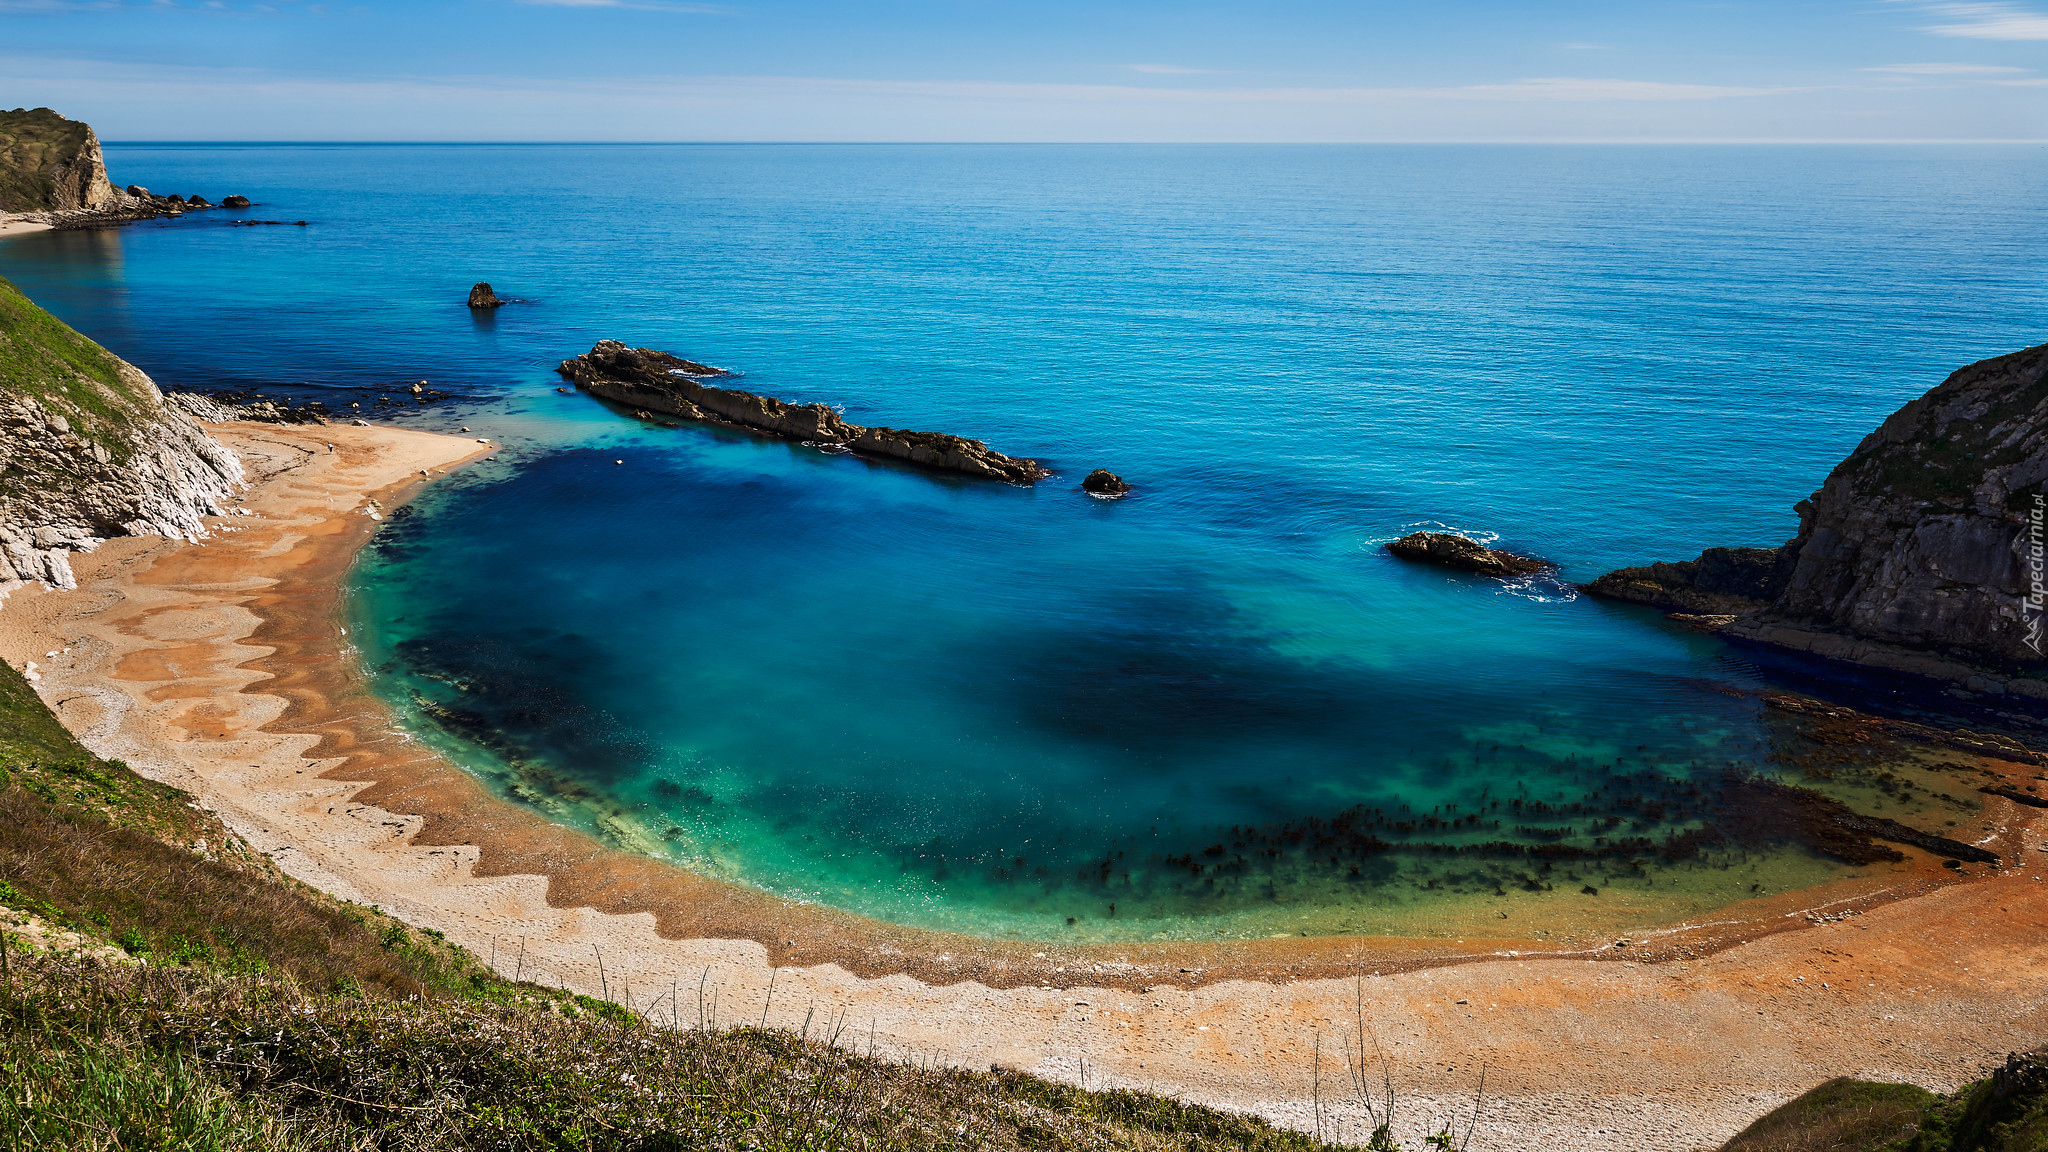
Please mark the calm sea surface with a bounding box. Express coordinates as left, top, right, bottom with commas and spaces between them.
6, 144, 2045, 941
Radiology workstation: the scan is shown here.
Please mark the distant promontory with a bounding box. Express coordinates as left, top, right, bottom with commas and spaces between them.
1, 107, 249, 226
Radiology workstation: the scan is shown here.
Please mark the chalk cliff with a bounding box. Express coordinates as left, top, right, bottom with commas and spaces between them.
559, 340, 1049, 484
0, 107, 128, 214
0, 276, 242, 594
1588, 342, 2048, 696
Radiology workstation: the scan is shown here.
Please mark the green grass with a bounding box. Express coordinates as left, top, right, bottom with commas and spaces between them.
0, 656, 489, 997
1722, 1078, 1941, 1152
0, 271, 152, 430
1721, 1064, 2048, 1152
0, 952, 1375, 1152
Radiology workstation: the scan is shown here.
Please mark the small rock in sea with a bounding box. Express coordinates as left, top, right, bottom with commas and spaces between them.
351, 419, 369, 426
468, 281, 506, 309
1385, 531, 1550, 577
187, 194, 212, 207
165, 194, 186, 204
1082, 468, 1132, 497
476, 438, 490, 444
125, 184, 150, 198
410, 381, 426, 394
614, 459, 623, 465
221, 194, 251, 208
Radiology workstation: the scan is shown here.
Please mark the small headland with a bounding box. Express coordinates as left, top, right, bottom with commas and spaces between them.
560, 339, 1051, 484
1583, 340, 2048, 705
1, 107, 257, 233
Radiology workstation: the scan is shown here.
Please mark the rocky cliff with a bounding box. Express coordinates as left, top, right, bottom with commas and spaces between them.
1588, 341, 2048, 697
0, 108, 127, 214
560, 340, 1050, 484
0, 275, 243, 593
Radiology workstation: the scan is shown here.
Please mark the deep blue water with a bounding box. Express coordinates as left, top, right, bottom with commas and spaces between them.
6, 144, 2045, 940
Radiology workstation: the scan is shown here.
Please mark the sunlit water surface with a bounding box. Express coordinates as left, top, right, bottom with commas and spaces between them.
5, 144, 2044, 941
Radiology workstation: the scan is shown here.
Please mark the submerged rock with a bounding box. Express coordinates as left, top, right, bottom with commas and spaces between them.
467, 282, 506, 309
1386, 531, 1549, 577
558, 340, 1049, 484
1082, 469, 1131, 497
1588, 341, 2048, 698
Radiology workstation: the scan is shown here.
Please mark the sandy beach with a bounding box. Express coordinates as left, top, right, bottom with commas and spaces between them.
1, 420, 2043, 1150
0, 216, 54, 240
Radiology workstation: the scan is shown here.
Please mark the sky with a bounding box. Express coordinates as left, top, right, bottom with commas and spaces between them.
1, 0, 2045, 141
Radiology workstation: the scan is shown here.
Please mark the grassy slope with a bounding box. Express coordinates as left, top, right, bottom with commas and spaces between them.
0, 107, 89, 213
0, 656, 1362, 1150
0, 272, 152, 501
1721, 1068, 2048, 1152
0, 272, 151, 423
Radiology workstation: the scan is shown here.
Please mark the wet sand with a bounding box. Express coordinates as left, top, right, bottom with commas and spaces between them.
1, 420, 2043, 1150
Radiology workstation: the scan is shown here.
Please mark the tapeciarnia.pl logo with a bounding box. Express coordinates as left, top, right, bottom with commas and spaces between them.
2027, 492, 2045, 656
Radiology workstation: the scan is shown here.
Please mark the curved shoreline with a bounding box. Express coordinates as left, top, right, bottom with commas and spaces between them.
2, 420, 2045, 1148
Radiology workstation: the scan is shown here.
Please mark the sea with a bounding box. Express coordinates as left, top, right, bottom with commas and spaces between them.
5, 143, 2044, 943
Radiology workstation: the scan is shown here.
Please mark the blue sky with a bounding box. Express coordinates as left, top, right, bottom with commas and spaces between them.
2, 0, 2045, 141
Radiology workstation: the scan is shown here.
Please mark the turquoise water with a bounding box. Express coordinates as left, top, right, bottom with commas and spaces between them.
5, 144, 2045, 940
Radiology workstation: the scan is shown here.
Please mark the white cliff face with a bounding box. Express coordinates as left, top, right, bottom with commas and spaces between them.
0, 360, 243, 595
45, 124, 125, 212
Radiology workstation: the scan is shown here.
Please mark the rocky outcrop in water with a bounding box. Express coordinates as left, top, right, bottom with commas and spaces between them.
1589, 342, 2048, 697
559, 340, 1050, 484
468, 282, 505, 309
1585, 546, 1798, 615
1082, 469, 1131, 497
1, 276, 243, 593
1386, 531, 1550, 577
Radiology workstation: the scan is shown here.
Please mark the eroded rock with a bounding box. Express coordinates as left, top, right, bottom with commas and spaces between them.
1082, 469, 1131, 497
1588, 341, 2048, 696
1386, 531, 1549, 577
468, 282, 506, 309
559, 340, 1048, 484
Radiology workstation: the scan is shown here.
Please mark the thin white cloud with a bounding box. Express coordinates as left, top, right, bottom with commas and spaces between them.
1909, 2, 2048, 40
1451, 78, 1800, 102
1864, 61, 2027, 73
1125, 64, 1226, 75
1996, 76, 2048, 83
515, 0, 726, 11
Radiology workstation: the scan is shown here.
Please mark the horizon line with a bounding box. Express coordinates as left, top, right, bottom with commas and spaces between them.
100, 138, 2048, 146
